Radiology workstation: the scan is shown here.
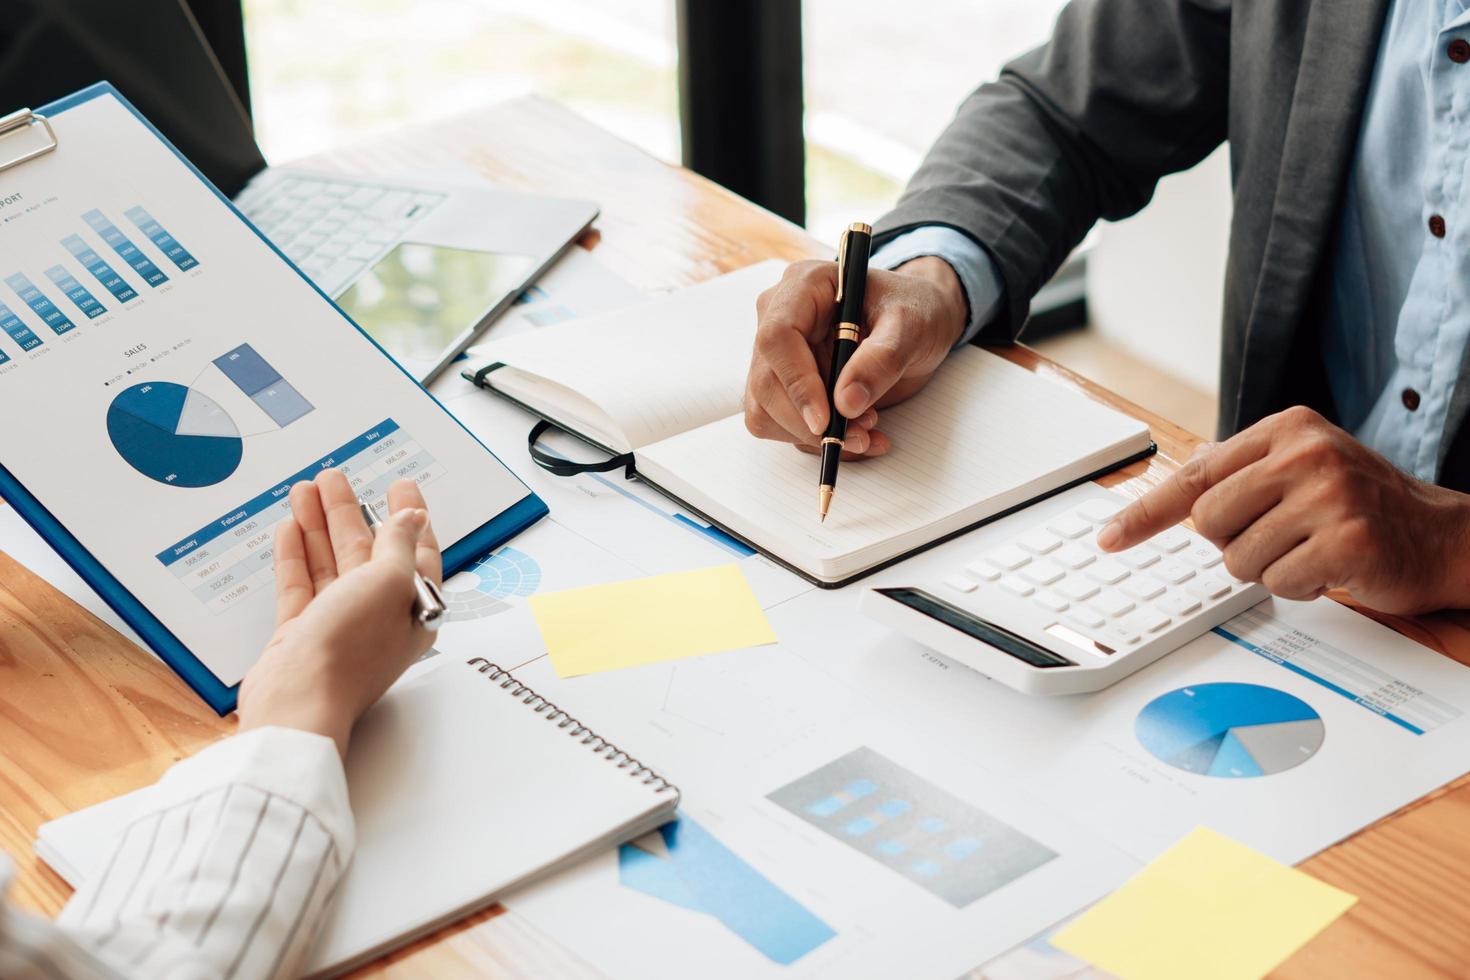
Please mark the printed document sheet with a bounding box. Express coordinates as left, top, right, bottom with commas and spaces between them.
0, 91, 529, 687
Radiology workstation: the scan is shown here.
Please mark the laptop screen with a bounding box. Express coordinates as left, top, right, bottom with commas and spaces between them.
0, 0, 267, 197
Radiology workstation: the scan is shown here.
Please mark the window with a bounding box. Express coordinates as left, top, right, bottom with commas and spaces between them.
802, 0, 1069, 244
243, 0, 1072, 247
242, 0, 679, 164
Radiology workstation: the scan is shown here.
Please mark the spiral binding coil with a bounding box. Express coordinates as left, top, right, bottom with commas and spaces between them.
467, 658, 678, 794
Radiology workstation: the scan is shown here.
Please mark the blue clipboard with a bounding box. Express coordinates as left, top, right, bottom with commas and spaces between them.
0, 83, 548, 715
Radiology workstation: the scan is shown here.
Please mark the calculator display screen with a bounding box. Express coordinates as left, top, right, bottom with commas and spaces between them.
876, 588, 1075, 668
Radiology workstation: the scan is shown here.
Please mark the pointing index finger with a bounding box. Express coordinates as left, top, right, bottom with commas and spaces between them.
1097, 429, 1270, 552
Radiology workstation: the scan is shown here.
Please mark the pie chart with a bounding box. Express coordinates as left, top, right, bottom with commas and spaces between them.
106, 381, 243, 487
1135, 682, 1324, 778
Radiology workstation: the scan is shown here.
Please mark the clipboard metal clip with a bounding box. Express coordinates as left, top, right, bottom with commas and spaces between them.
0, 108, 58, 175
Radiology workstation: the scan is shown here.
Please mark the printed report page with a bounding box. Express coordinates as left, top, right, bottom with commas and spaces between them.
0, 91, 530, 687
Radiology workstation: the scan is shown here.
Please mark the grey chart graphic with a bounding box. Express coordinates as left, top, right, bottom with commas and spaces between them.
768, 747, 1056, 908
442, 547, 542, 621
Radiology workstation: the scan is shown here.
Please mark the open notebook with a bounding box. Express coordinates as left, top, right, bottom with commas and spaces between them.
35, 657, 678, 979
466, 261, 1155, 586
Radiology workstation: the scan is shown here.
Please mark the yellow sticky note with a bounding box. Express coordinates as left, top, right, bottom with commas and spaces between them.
530, 564, 777, 678
1053, 827, 1356, 980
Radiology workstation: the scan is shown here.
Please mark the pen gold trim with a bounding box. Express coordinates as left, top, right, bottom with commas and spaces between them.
819, 221, 872, 523
835, 228, 849, 304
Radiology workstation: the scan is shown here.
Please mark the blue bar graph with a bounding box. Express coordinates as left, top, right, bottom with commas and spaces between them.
769, 747, 1057, 909
63, 234, 138, 304
212, 343, 314, 427
0, 302, 42, 351
806, 778, 877, 817
44, 265, 106, 319
124, 206, 199, 271
5, 274, 75, 335
82, 209, 168, 287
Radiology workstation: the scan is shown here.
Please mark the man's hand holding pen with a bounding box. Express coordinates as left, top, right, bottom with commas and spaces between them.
742, 256, 969, 462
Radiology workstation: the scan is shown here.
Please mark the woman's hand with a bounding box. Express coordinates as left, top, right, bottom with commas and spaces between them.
237, 469, 442, 755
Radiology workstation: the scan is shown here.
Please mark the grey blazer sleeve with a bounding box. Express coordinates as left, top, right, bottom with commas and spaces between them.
874, 0, 1231, 340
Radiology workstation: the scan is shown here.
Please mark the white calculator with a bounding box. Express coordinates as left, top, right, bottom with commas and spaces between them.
859, 492, 1269, 695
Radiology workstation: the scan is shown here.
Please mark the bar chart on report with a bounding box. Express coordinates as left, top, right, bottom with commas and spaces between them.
83, 209, 168, 287
63, 233, 139, 304
5, 274, 75, 336
0, 204, 199, 362
0, 302, 43, 352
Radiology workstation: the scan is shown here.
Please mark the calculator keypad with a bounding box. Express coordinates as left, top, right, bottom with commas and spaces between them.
946, 500, 1244, 654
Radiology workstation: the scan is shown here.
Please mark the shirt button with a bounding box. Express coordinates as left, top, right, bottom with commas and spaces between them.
1450, 39, 1470, 63
1430, 214, 1447, 238
1403, 387, 1421, 411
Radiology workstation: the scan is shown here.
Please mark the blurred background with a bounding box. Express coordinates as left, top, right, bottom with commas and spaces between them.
242, 0, 1064, 248
1, 0, 1227, 437
239, 0, 1226, 438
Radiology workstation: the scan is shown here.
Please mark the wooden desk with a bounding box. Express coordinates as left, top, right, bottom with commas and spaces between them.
2, 95, 1468, 978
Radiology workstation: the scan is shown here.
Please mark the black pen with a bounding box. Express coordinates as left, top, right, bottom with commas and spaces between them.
818, 221, 872, 522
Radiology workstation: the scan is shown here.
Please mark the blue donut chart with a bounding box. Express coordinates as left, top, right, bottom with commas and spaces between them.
106, 381, 243, 488
443, 547, 542, 620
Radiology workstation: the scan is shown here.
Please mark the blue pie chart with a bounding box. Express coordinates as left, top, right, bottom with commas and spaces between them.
1135, 683, 1324, 778
106, 381, 243, 487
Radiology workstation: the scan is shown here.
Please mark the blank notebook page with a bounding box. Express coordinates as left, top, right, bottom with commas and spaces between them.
476, 260, 781, 450
636, 346, 1151, 575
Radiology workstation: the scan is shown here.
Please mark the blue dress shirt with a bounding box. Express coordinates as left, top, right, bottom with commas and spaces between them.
876, 0, 1470, 481
869, 224, 1004, 339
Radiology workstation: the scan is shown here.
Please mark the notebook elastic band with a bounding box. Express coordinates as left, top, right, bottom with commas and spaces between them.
526, 419, 635, 478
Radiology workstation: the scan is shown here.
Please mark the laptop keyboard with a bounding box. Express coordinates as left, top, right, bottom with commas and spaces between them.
235, 174, 446, 296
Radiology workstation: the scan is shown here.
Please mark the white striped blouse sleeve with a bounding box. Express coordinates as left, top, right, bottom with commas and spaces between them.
1, 854, 121, 979
48, 726, 356, 980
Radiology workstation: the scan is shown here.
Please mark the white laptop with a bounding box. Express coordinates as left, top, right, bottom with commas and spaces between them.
5, 0, 598, 383
234, 168, 598, 382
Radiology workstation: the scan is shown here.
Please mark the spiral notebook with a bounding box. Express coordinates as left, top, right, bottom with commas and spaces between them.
35, 656, 679, 979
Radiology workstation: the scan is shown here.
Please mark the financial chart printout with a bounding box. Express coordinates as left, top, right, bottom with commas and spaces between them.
0, 90, 530, 689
